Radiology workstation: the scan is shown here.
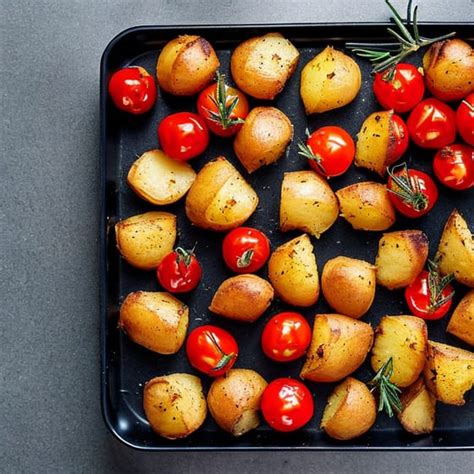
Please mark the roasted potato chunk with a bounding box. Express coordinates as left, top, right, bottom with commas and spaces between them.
447, 290, 474, 346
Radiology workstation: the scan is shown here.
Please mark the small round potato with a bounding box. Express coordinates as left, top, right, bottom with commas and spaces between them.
143, 373, 207, 439
207, 369, 267, 436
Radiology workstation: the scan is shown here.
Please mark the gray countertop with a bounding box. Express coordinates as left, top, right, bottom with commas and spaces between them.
2, 0, 473, 472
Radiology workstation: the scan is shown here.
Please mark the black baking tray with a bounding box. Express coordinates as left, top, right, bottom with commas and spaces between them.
100, 23, 474, 450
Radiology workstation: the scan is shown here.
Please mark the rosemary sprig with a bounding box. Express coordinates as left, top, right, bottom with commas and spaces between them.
297, 141, 327, 175
346, 0, 456, 73
387, 162, 428, 212
368, 357, 402, 417
427, 259, 455, 312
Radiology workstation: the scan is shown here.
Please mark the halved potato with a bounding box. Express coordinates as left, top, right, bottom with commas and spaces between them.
230, 33, 299, 100
233, 107, 293, 173
371, 316, 428, 388
268, 234, 319, 307
115, 211, 176, 270
280, 170, 339, 238
127, 149, 196, 205
119, 291, 188, 354
375, 230, 429, 289
336, 181, 396, 231
447, 290, 474, 346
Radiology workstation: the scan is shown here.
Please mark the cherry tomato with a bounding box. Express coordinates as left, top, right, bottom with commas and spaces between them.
456, 93, 474, 146
373, 63, 425, 113
222, 227, 270, 273
261, 312, 311, 362
389, 113, 410, 161
407, 98, 456, 149
157, 112, 209, 161
157, 247, 202, 293
197, 73, 249, 137
108, 66, 156, 114
433, 144, 474, 190
261, 378, 314, 432
387, 163, 438, 218
298, 126, 355, 177
186, 325, 238, 377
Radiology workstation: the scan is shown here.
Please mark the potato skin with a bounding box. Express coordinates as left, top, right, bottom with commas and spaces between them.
119, 291, 189, 354
209, 274, 274, 323
156, 35, 219, 95
447, 290, 474, 346
207, 369, 267, 436
321, 377, 376, 440
233, 107, 293, 173
143, 373, 207, 439
321, 256, 376, 319
300, 314, 374, 382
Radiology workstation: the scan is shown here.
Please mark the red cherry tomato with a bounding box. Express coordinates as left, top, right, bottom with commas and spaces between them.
157, 112, 209, 161
298, 126, 355, 177
373, 63, 425, 113
407, 98, 456, 149
157, 247, 202, 293
108, 66, 156, 114
261, 312, 311, 362
186, 325, 238, 377
456, 93, 474, 146
387, 163, 438, 218
433, 144, 474, 190
389, 113, 410, 161
197, 73, 249, 137
222, 227, 270, 273
261, 378, 314, 432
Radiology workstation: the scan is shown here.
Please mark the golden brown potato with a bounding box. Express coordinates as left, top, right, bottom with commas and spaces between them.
321, 377, 376, 440
371, 316, 428, 388
300, 314, 374, 382
435, 209, 474, 287
115, 211, 176, 270
127, 149, 196, 205
300, 46, 361, 114
336, 182, 396, 231
424, 340, 474, 405
280, 170, 339, 239
185, 157, 258, 231
119, 291, 188, 354
321, 256, 376, 319
156, 35, 219, 95
423, 39, 474, 102
447, 290, 474, 346
209, 274, 274, 323
207, 369, 267, 436
233, 107, 293, 173
230, 33, 299, 100
143, 373, 207, 439
268, 234, 319, 307
398, 377, 436, 435
375, 230, 429, 290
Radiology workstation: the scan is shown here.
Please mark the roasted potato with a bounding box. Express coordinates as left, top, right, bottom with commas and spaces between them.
230, 33, 299, 100
435, 209, 474, 287
371, 316, 428, 388
336, 182, 396, 231
280, 170, 339, 238
424, 340, 474, 405
115, 211, 176, 270
300, 46, 361, 114
156, 35, 219, 95
268, 234, 319, 307
423, 39, 474, 102
447, 290, 474, 346
398, 377, 436, 435
127, 149, 196, 205
185, 157, 258, 231
321, 377, 376, 440
209, 274, 274, 323
375, 230, 429, 290
119, 291, 188, 354
321, 256, 376, 319
207, 369, 267, 436
300, 313, 374, 382
143, 373, 207, 439
233, 107, 293, 173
